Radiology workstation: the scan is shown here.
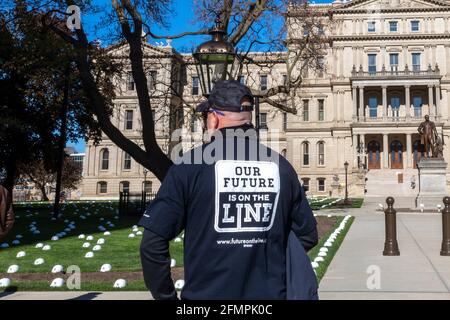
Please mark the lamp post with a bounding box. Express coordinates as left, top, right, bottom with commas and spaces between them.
193, 17, 242, 97
143, 168, 148, 192
344, 161, 349, 204
191, 17, 268, 137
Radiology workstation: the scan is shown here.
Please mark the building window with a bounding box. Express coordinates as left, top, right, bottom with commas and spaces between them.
119, 181, 130, 193
369, 96, 378, 118
127, 72, 134, 91
389, 53, 399, 72
368, 54, 377, 74
190, 115, 197, 133
147, 70, 157, 91
302, 100, 309, 121
260, 75, 268, 91
367, 21, 376, 33
283, 112, 287, 131
281, 149, 287, 158
123, 153, 131, 170
192, 76, 199, 95
412, 53, 421, 72
302, 142, 310, 166
389, 21, 398, 32
391, 96, 400, 118
125, 110, 133, 130
143, 181, 152, 193
100, 149, 109, 170
413, 96, 423, 117
97, 181, 107, 194
317, 24, 324, 35
301, 178, 310, 192
318, 141, 325, 166
259, 113, 267, 129
303, 25, 309, 36
239, 75, 245, 85
317, 178, 325, 192
282, 74, 288, 86
411, 20, 420, 32
318, 99, 324, 121
317, 57, 325, 77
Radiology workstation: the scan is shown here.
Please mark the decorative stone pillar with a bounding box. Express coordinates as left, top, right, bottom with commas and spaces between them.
383, 134, 389, 169
428, 85, 435, 117
361, 134, 366, 168
351, 87, 357, 121
405, 85, 411, 120
406, 133, 412, 168
436, 85, 441, 119
359, 86, 364, 120
382, 85, 388, 120
353, 134, 358, 168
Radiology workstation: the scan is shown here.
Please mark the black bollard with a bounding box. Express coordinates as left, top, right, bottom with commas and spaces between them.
441, 197, 450, 256
383, 197, 400, 256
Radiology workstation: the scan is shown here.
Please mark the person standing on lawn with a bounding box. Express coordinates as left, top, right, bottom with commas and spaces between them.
139, 80, 318, 300
0, 185, 14, 240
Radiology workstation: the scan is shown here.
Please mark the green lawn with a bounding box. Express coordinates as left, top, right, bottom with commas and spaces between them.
1, 201, 352, 292
1, 202, 183, 274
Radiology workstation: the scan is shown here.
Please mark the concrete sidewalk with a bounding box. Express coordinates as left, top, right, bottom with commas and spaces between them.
319, 206, 450, 300
0, 291, 153, 300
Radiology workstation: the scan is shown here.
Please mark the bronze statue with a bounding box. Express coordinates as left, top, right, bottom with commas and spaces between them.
417, 115, 443, 159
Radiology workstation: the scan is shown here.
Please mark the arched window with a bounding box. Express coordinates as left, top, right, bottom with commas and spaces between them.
317, 141, 325, 166
368, 96, 378, 118
97, 181, 107, 194
123, 153, 132, 170
100, 148, 109, 170
119, 181, 130, 193
413, 95, 423, 117
302, 142, 310, 166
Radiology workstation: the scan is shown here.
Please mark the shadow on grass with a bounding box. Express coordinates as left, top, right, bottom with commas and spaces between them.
3, 202, 143, 248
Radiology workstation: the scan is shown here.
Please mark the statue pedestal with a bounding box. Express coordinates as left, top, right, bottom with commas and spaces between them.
416, 158, 448, 208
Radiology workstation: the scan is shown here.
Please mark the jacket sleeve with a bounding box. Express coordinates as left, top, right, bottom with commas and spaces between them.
140, 229, 178, 300
290, 181, 318, 252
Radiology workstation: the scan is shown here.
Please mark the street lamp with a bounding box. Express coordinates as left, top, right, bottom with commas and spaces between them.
344, 161, 349, 205
143, 168, 148, 192
193, 17, 242, 97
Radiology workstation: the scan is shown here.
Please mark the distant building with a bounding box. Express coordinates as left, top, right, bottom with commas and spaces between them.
81, 0, 450, 199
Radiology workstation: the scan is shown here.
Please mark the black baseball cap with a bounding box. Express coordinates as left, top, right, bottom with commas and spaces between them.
195, 80, 254, 113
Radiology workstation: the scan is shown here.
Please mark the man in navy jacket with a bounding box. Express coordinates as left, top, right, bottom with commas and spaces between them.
139, 80, 318, 300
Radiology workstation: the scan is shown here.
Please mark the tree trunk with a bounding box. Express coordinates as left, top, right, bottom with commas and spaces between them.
40, 185, 49, 201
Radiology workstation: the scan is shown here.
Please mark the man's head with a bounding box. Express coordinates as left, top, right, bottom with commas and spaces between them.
425, 115, 430, 121
196, 80, 254, 131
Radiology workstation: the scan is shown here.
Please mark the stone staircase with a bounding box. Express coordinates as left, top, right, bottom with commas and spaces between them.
364, 168, 419, 198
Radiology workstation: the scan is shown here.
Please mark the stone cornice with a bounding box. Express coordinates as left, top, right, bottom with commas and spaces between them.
330, 7, 450, 15
330, 33, 450, 42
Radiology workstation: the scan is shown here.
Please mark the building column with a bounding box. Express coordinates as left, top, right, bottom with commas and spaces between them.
406, 133, 412, 168
360, 134, 366, 168
353, 134, 358, 168
382, 85, 387, 120
405, 85, 411, 120
383, 133, 389, 169
428, 84, 435, 117
352, 86, 357, 120
359, 86, 364, 120
435, 85, 441, 119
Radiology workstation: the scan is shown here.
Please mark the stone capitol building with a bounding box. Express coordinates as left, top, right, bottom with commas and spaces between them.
80, 0, 450, 200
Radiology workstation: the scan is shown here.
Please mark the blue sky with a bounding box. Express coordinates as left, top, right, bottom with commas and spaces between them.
68, 0, 333, 152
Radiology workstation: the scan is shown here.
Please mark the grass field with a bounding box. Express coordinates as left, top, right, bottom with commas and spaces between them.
1, 201, 352, 292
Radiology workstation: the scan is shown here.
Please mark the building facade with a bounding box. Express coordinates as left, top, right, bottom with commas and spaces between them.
81, 0, 450, 199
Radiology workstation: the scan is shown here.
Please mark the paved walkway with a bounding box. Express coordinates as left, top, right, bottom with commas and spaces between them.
319, 198, 450, 300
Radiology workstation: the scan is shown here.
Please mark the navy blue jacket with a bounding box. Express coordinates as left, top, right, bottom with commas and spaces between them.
139, 124, 318, 300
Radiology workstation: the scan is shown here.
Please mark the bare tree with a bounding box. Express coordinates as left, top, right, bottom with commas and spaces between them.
7, 0, 330, 181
